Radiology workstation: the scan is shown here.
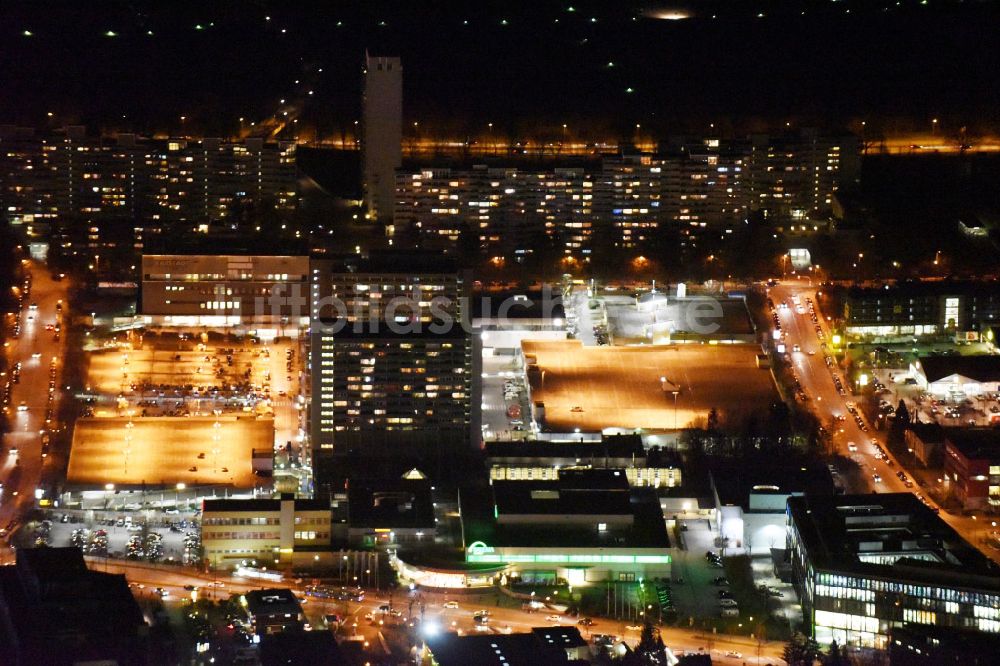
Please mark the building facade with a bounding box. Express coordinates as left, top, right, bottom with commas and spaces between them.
0, 126, 297, 228
309, 253, 479, 458
787, 493, 1000, 650
140, 253, 310, 330
942, 428, 1000, 511
362, 54, 402, 223
201, 495, 332, 569
464, 470, 672, 584
839, 281, 1000, 339
392, 131, 858, 258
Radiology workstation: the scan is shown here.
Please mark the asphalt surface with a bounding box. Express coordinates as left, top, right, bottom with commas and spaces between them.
1, 262, 69, 532
83, 558, 787, 665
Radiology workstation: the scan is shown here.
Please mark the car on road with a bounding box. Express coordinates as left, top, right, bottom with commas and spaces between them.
725, 651, 743, 659
443, 601, 459, 609
17, 402, 27, 412
578, 617, 594, 626
31, 353, 41, 359
545, 615, 563, 623
847, 442, 857, 452
873, 473, 882, 483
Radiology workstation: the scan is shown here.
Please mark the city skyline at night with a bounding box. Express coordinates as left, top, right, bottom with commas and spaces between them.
3, 2, 1000, 665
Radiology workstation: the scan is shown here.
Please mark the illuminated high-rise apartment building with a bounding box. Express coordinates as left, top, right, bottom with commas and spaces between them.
309, 252, 479, 471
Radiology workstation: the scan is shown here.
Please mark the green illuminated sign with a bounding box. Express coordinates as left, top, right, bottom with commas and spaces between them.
466, 552, 671, 565
467, 541, 495, 556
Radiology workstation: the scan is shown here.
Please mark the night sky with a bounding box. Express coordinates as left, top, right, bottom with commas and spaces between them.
2, 1, 999, 138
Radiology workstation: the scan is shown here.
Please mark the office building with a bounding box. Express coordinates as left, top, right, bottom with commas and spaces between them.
140, 252, 310, 332
309, 253, 479, 459
888, 623, 1000, 666
362, 54, 402, 223
787, 493, 1000, 649
0, 547, 146, 666
836, 281, 1000, 338
942, 428, 1000, 511
904, 422, 946, 468
201, 495, 332, 569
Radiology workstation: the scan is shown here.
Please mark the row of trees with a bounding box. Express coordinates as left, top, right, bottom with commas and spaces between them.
784, 633, 851, 666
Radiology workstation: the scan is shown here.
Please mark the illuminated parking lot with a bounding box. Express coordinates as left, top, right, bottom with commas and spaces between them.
523, 340, 778, 432
67, 416, 272, 488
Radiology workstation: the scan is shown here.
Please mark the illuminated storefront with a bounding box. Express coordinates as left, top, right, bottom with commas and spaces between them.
462, 541, 670, 585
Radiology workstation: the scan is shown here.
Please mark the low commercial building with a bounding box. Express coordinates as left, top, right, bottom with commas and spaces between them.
140, 252, 310, 334
787, 493, 1000, 649
473, 288, 568, 353
904, 423, 946, 467
943, 428, 1000, 511
910, 355, 1000, 399
344, 478, 436, 547
0, 548, 147, 666
424, 627, 588, 666
242, 588, 305, 636
485, 434, 682, 489
530, 627, 590, 661
711, 459, 834, 556
201, 494, 332, 569
465, 469, 671, 584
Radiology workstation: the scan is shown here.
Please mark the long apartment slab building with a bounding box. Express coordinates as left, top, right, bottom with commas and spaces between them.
0, 125, 298, 250
393, 129, 858, 258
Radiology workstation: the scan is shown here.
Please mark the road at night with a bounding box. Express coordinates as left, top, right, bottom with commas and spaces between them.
83, 558, 787, 665
770, 280, 1000, 565
1, 262, 69, 534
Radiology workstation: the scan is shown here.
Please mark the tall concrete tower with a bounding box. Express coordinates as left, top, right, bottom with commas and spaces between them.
362, 53, 402, 225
